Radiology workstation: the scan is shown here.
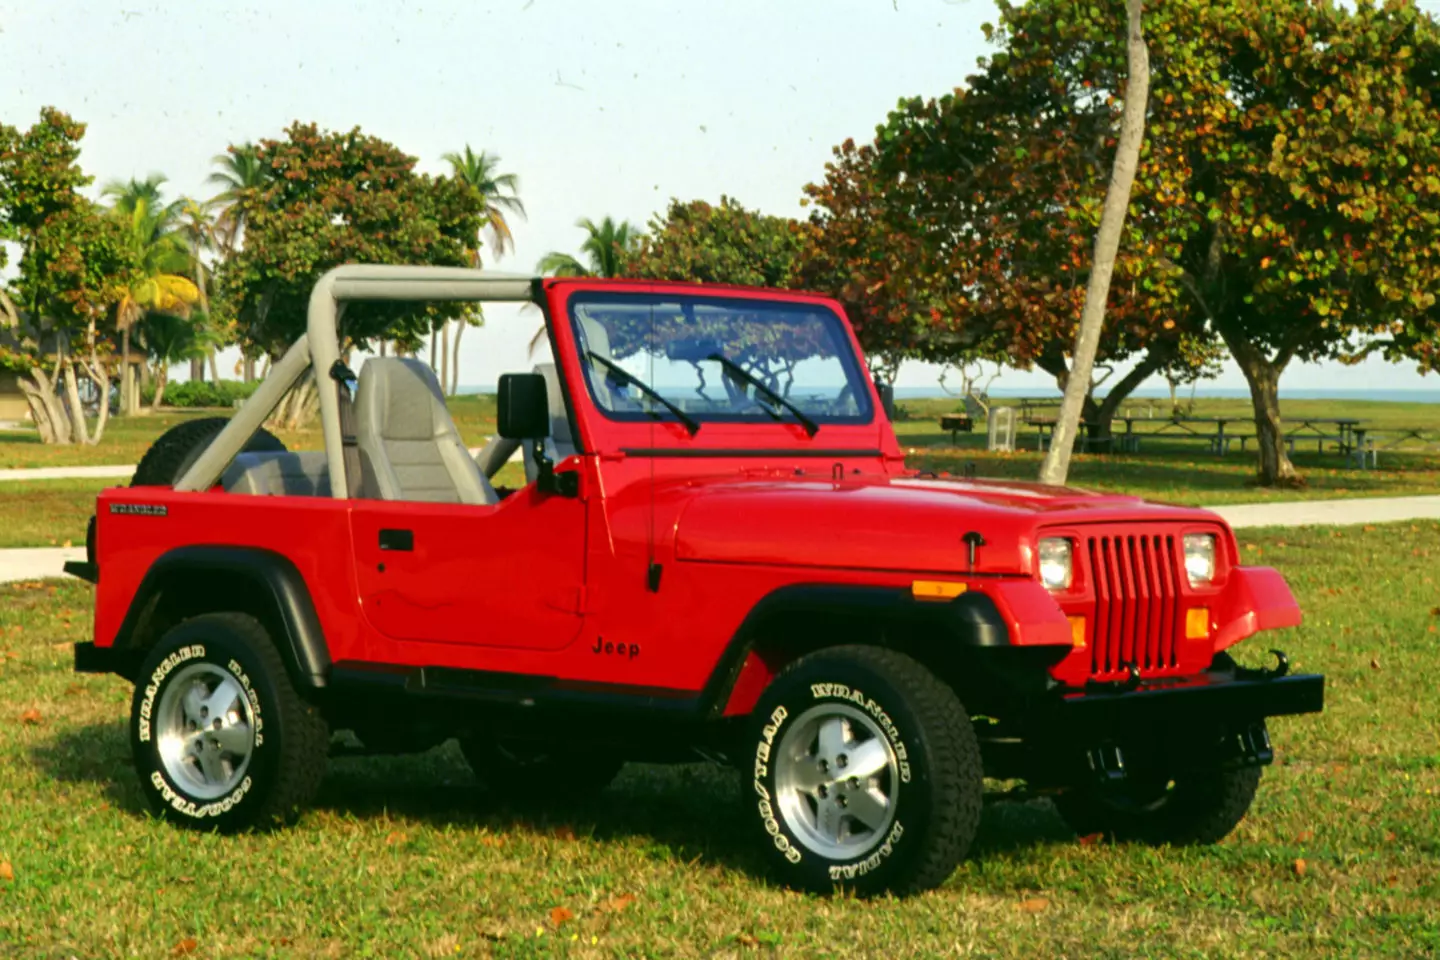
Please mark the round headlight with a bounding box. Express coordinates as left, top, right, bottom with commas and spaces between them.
1038, 537, 1073, 591
1183, 534, 1217, 586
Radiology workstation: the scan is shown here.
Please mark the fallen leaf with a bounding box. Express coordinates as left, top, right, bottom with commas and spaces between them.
172, 938, 198, 956
1384, 830, 1397, 843
1077, 832, 1103, 846
1295, 830, 1314, 843
599, 893, 636, 914
552, 826, 576, 842
1017, 897, 1050, 913
63, 684, 84, 697
1363, 525, 1376, 532
1430, 607, 1440, 617
0, 861, 13, 882
51, 642, 71, 653
736, 932, 759, 947
1292, 858, 1307, 878
1370, 658, 1381, 670
18, 709, 42, 726
62, 539, 71, 548
479, 834, 505, 848
384, 831, 407, 846
549, 906, 573, 927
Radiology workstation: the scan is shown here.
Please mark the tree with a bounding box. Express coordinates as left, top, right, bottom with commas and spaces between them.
623, 196, 817, 288
141, 311, 215, 410
206, 142, 269, 257
103, 174, 200, 414
921, 0, 1440, 486
440, 146, 525, 395
1039, 0, 1150, 485
0, 108, 135, 444
217, 122, 486, 425
175, 197, 222, 382
536, 216, 638, 278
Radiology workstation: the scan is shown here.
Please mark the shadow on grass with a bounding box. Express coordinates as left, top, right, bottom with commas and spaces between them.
37, 721, 1081, 878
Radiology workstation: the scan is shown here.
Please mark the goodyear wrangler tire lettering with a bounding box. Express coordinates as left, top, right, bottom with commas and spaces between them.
129, 613, 327, 833
744, 646, 984, 896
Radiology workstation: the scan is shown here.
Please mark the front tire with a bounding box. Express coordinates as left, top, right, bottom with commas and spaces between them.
744, 646, 983, 896
1053, 763, 1263, 846
129, 613, 329, 831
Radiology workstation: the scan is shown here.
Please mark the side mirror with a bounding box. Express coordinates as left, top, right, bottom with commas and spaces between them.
497, 373, 549, 439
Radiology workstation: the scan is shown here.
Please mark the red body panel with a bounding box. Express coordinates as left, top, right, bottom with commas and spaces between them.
88, 278, 1301, 707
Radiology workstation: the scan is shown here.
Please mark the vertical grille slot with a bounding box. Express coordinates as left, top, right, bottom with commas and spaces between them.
1083, 531, 1182, 680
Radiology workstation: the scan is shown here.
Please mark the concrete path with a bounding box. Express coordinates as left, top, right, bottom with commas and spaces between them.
1210, 495, 1440, 529
0, 546, 87, 584
0, 464, 135, 482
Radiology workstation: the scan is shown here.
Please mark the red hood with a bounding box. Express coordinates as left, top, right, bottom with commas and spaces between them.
669, 473, 1226, 576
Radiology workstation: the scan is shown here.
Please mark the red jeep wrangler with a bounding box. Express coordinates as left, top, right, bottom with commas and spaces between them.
71, 265, 1323, 895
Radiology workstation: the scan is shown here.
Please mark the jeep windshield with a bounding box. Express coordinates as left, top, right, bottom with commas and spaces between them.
568, 292, 874, 430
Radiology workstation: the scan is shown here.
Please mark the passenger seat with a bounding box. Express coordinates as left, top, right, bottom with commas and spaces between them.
354, 357, 498, 504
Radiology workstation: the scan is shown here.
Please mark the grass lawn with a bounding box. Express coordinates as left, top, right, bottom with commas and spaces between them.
1, 523, 1436, 957
0, 479, 114, 549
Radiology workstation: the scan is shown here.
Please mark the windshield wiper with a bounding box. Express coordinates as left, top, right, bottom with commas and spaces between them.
706, 353, 819, 437
587, 351, 701, 435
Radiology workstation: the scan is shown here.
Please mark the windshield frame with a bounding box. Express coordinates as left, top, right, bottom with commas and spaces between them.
566, 290, 876, 431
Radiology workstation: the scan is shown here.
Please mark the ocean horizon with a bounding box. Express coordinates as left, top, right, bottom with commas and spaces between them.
456, 384, 1440, 404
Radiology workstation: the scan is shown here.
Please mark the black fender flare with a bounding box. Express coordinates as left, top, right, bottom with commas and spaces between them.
113, 546, 330, 689
698, 583, 1024, 717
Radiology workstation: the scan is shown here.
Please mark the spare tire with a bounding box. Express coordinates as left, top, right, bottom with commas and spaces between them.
131, 417, 286, 487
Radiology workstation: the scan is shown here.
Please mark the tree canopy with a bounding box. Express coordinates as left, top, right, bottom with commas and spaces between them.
218, 122, 487, 357
623, 196, 816, 289
861, 0, 1440, 483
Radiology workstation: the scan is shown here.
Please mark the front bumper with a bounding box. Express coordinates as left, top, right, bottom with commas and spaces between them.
1047, 667, 1324, 740
984, 660, 1324, 783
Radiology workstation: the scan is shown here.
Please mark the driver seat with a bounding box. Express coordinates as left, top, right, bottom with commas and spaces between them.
354, 357, 498, 505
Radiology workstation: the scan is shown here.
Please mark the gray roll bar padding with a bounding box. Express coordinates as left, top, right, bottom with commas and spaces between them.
174, 264, 541, 498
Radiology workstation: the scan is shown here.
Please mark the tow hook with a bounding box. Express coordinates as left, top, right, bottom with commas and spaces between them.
1263, 649, 1290, 679
1086, 743, 1127, 783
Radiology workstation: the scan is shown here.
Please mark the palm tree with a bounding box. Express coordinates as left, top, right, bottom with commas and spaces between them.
439, 147, 526, 395
536, 216, 638, 279
207, 143, 270, 256
104, 176, 200, 414
441, 145, 526, 260
140, 311, 216, 411
175, 198, 220, 381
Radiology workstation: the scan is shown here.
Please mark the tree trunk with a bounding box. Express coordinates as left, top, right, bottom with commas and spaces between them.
1223, 330, 1302, 487
1090, 348, 1167, 449
58, 341, 90, 445
451, 321, 465, 396
243, 353, 257, 383
17, 366, 69, 444
1039, 0, 1150, 486
379, 339, 388, 358
191, 357, 205, 382
150, 368, 168, 412
440, 321, 451, 394
429, 329, 438, 375
208, 351, 220, 383
120, 326, 134, 416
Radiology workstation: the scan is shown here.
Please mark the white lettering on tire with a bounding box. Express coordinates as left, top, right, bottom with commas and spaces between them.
136, 644, 205, 743
808, 683, 911, 783
753, 705, 801, 864
150, 770, 253, 819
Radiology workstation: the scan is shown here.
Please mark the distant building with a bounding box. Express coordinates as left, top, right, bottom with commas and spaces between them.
0, 370, 27, 422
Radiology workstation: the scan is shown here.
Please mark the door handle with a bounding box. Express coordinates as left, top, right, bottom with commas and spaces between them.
379, 529, 413, 552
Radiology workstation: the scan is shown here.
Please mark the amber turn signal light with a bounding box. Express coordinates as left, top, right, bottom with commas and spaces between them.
911, 580, 968, 601
1068, 615, 1087, 649
1186, 607, 1211, 639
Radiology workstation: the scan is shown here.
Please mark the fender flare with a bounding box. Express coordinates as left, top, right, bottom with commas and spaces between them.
113, 546, 331, 689
698, 583, 1017, 717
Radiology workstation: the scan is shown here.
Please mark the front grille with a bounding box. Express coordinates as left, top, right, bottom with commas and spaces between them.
1085, 533, 1183, 680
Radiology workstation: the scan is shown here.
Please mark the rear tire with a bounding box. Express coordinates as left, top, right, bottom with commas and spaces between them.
131, 417, 284, 487
1053, 763, 1263, 846
129, 613, 329, 831
743, 645, 983, 896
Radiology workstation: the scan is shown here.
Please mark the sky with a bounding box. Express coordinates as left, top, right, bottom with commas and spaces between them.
1, 0, 1435, 398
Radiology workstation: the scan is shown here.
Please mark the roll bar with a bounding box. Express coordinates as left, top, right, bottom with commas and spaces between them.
174, 264, 540, 497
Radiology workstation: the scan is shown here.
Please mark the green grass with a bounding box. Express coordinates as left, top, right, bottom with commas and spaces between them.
1, 523, 1437, 957
0, 479, 114, 549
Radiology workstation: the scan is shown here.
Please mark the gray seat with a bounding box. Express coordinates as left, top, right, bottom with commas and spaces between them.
355, 357, 497, 505
222, 451, 332, 497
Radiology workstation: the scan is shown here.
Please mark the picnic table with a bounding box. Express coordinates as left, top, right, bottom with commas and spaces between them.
1027, 415, 1372, 460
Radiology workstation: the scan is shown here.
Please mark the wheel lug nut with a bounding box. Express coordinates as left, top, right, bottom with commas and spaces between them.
818, 785, 828, 798
849, 777, 859, 789
837, 754, 848, 768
